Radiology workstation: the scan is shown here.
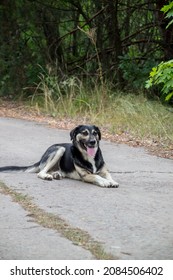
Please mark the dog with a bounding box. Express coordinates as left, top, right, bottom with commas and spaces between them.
0, 125, 119, 188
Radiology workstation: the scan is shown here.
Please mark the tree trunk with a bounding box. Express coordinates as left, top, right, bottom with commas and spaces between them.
42, 9, 65, 72
106, 0, 124, 86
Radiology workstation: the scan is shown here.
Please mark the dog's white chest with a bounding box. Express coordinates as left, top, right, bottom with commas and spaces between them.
88, 157, 97, 173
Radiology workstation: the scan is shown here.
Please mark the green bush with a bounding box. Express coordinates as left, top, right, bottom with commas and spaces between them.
119, 52, 157, 90
145, 60, 173, 102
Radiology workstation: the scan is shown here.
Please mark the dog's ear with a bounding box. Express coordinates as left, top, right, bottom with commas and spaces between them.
70, 127, 76, 141
70, 125, 82, 141
94, 125, 101, 140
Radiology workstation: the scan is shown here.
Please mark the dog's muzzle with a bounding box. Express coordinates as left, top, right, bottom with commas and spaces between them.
84, 139, 97, 157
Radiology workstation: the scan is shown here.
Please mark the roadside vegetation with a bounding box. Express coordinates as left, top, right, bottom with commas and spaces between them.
0, 1, 173, 155
29, 72, 173, 147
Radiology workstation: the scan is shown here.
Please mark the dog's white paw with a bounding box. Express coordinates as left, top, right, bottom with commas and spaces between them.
97, 177, 119, 188
109, 180, 119, 188
38, 172, 53, 180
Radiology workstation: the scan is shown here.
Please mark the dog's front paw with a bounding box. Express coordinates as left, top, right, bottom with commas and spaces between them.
109, 180, 119, 188
38, 171, 53, 180
97, 177, 118, 188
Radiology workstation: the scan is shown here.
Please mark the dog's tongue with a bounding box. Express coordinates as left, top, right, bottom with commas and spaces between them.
87, 147, 96, 157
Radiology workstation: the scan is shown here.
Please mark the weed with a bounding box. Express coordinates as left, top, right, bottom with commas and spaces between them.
30, 69, 173, 146
0, 182, 116, 259
77, 26, 105, 95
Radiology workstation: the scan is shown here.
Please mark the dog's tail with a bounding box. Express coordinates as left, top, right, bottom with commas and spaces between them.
0, 162, 40, 173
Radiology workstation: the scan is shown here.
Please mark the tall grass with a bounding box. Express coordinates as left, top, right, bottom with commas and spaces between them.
31, 71, 173, 146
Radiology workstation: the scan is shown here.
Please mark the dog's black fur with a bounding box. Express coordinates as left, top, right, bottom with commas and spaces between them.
0, 125, 119, 188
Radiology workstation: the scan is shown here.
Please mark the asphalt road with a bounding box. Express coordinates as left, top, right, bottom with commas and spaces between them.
0, 117, 173, 260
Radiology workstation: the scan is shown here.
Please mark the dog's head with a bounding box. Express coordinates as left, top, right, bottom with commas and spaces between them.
70, 125, 101, 157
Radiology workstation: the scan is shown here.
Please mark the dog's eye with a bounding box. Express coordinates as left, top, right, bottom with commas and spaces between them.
93, 130, 97, 136
82, 130, 88, 136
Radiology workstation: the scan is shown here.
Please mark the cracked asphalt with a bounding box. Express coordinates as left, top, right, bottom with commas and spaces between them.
0, 117, 173, 260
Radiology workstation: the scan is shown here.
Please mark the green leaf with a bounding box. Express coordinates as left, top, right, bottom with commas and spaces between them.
145, 79, 152, 89
149, 67, 158, 77
166, 18, 173, 28
161, 3, 173, 14
165, 92, 173, 101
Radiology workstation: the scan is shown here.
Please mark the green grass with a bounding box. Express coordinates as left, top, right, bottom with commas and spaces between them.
30, 74, 173, 147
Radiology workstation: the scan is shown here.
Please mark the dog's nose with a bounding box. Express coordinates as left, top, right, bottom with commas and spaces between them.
89, 139, 96, 146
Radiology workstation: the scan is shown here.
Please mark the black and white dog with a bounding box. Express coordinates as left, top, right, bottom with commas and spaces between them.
0, 125, 119, 188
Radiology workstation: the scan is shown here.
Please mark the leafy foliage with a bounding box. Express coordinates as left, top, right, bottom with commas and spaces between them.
161, 2, 173, 28
146, 60, 173, 101
0, 0, 172, 98
119, 53, 156, 89
145, 1, 173, 103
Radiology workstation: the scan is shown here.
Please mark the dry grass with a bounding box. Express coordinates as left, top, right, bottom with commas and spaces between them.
0, 181, 116, 259
31, 75, 173, 147
1, 74, 173, 159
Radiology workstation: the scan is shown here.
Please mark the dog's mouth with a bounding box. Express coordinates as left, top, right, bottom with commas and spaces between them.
86, 145, 97, 157
80, 141, 97, 157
